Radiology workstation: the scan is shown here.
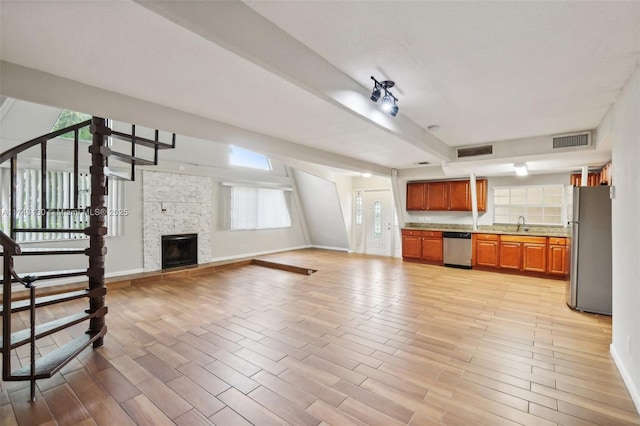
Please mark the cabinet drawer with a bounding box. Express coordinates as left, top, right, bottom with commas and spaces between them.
548, 237, 567, 246
402, 229, 423, 237
500, 235, 546, 244
476, 233, 498, 241
422, 231, 442, 238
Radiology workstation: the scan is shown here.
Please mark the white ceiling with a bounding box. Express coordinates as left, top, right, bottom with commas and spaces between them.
1, 1, 639, 175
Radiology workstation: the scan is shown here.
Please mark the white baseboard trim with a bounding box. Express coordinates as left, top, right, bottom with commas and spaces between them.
209, 245, 312, 263
107, 268, 145, 278
611, 343, 640, 414
309, 245, 350, 252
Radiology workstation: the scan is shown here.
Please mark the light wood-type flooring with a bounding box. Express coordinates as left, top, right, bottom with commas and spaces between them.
1, 248, 639, 425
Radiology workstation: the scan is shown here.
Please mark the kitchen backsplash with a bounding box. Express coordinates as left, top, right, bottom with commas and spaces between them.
405, 222, 570, 236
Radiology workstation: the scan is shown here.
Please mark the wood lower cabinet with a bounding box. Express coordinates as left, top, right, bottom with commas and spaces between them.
474, 233, 499, 267
421, 231, 443, 262
401, 229, 422, 259
547, 237, 569, 275
402, 229, 443, 264
522, 240, 547, 272
499, 235, 548, 272
499, 240, 522, 270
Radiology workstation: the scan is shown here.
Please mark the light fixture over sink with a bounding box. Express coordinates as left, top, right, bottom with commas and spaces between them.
514, 163, 528, 176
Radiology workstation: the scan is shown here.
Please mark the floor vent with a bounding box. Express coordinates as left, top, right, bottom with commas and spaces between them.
553, 132, 590, 149
456, 145, 493, 158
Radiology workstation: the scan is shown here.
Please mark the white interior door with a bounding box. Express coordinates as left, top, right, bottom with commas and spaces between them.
363, 190, 392, 256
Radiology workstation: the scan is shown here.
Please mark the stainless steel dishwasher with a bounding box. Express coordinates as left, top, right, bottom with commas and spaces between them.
442, 232, 472, 269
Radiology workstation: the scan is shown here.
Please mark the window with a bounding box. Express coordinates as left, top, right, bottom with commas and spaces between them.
493, 184, 565, 225
229, 145, 272, 171
0, 168, 124, 242
228, 185, 291, 230
373, 201, 382, 237
51, 109, 92, 141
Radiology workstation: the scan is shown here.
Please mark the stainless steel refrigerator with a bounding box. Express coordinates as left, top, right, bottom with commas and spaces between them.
566, 185, 612, 314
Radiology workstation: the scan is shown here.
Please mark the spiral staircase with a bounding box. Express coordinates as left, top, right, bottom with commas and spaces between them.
0, 117, 175, 401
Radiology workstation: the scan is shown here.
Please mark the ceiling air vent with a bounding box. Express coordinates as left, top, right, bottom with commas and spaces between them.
456, 144, 493, 158
552, 132, 590, 149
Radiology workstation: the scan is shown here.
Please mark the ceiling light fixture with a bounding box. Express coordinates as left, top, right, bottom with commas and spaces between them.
370, 76, 399, 117
514, 163, 528, 176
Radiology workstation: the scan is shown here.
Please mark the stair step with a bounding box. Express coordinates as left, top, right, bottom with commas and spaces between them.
252, 259, 317, 275
110, 131, 175, 150
106, 169, 133, 181
110, 152, 155, 166
0, 307, 106, 351
1, 269, 86, 284
0, 287, 105, 315
7, 326, 107, 380
1, 248, 86, 256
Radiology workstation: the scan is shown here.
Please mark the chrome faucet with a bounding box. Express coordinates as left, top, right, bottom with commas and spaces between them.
517, 216, 528, 232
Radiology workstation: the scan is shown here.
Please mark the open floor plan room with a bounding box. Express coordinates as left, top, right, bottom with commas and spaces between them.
1, 249, 637, 426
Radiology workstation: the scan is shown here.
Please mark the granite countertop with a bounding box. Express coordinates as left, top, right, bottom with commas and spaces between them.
403, 223, 570, 237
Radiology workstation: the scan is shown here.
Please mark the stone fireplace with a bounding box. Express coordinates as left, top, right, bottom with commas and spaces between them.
143, 171, 212, 271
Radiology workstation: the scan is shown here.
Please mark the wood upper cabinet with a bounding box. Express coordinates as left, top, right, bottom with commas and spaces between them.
401, 230, 422, 259
570, 169, 610, 187
547, 237, 569, 275
406, 179, 487, 211
474, 233, 499, 267
475, 179, 488, 212
426, 182, 448, 210
406, 182, 427, 210
421, 231, 443, 262
448, 181, 471, 211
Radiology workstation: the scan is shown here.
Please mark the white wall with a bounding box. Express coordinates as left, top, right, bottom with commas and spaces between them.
291, 168, 349, 250
598, 66, 640, 412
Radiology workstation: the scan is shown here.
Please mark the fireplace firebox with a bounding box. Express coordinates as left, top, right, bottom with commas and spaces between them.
162, 234, 197, 269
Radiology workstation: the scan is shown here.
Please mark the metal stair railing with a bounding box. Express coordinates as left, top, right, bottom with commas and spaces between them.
0, 116, 175, 402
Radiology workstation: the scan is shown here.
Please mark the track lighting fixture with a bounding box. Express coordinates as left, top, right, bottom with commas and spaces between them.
370, 76, 399, 117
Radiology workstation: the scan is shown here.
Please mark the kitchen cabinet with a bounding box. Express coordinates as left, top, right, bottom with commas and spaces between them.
401, 229, 443, 264
475, 180, 488, 212
448, 181, 470, 211
406, 183, 427, 210
474, 233, 499, 268
498, 235, 547, 272
522, 238, 547, 272
426, 182, 448, 210
570, 172, 603, 187
499, 239, 522, 270
547, 237, 569, 275
406, 179, 487, 212
401, 229, 422, 259
421, 231, 443, 262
